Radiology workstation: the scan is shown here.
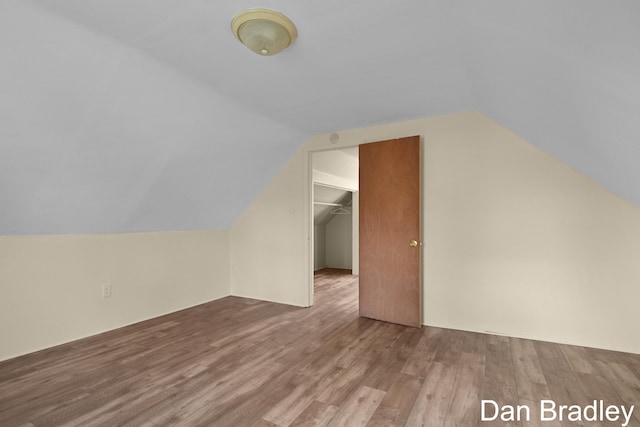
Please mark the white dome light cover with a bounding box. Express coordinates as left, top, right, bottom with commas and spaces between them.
231, 9, 297, 56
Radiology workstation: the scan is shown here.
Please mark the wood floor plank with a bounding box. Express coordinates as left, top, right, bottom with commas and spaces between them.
401, 327, 443, 378
315, 354, 372, 406
196, 367, 298, 427
251, 419, 279, 427
510, 337, 552, 402
366, 373, 422, 427
442, 352, 486, 427
561, 344, 599, 375
289, 400, 339, 427
480, 335, 520, 427
1, 268, 638, 427
593, 361, 640, 425
573, 372, 628, 427
535, 341, 605, 427
262, 366, 344, 426
431, 329, 465, 366
326, 385, 386, 427
405, 362, 458, 427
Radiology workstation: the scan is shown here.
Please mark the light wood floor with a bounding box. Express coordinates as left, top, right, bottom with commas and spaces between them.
1, 269, 639, 426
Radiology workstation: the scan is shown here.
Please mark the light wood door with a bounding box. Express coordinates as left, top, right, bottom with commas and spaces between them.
359, 136, 421, 327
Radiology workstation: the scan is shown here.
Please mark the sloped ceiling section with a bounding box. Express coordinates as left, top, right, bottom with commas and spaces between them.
457, 1, 640, 207
0, 1, 305, 234
2, 0, 639, 235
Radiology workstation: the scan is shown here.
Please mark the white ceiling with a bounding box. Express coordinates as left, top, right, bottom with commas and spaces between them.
1, 0, 639, 234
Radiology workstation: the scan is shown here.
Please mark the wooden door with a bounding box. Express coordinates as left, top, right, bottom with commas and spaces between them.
359, 136, 421, 327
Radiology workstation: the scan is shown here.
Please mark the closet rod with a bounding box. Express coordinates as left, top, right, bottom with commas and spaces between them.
314, 202, 342, 206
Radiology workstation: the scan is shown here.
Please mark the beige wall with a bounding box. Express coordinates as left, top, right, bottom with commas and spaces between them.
325, 213, 353, 270
7, 111, 637, 360
418, 113, 640, 354
0, 230, 230, 361
230, 147, 310, 306
231, 111, 640, 354
314, 225, 326, 270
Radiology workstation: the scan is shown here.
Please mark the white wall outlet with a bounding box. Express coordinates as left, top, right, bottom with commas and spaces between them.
101, 283, 112, 298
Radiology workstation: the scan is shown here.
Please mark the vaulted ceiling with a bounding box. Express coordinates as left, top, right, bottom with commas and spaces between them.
1, 0, 638, 235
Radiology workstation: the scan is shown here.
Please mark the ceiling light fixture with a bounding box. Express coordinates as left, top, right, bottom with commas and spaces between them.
231, 8, 297, 56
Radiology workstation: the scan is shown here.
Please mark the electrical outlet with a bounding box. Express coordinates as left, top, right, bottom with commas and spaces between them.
102, 284, 112, 298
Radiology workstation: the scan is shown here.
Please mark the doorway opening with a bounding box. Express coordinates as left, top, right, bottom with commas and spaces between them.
313, 184, 355, 272
307, 136, 423, 327
309, 147, 359, 305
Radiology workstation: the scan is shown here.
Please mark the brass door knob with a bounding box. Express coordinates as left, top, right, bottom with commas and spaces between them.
409, 240, 418, 247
